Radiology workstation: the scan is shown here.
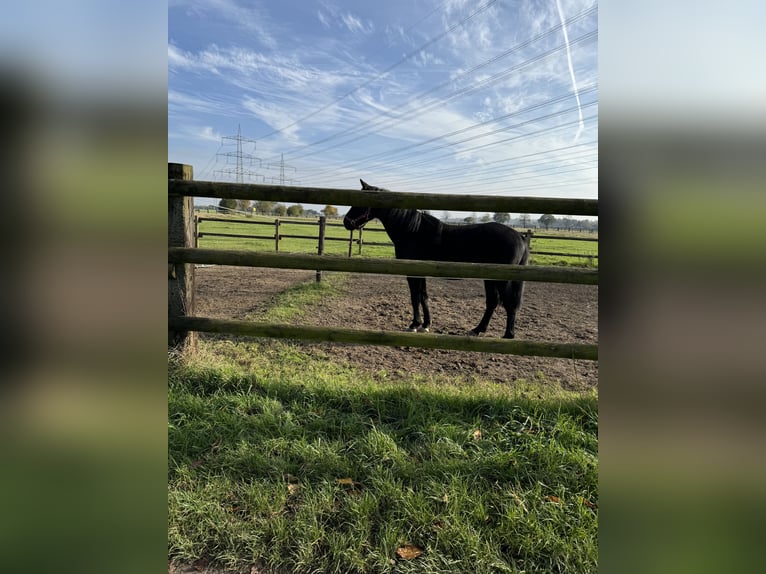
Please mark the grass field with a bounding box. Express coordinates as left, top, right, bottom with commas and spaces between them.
168, 277, 598, 573
195, 214, 598, 267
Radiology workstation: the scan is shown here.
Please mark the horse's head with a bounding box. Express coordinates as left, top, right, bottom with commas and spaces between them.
343, 179, 385, 230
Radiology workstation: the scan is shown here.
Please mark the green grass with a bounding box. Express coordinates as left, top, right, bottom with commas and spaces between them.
169, 278, 598, 573
196, 215, 597, 267
257, 272, 350, 323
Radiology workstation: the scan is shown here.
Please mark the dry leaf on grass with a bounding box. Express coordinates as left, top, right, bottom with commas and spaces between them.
287, 484, 301, 496
581, 498, 597, 509
510, 492, 528, 513
472, 429, 482, 440
547, 495, 561, 503
396, 544, 424, 560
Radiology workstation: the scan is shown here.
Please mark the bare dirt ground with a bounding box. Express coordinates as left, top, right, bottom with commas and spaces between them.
194, 266, 598, 390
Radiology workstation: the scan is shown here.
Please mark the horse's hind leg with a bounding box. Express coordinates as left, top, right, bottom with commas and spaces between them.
406, 277, 424, 332
501, 280, 525, 339
420, 280, 431, 332
469, 281, 500, 336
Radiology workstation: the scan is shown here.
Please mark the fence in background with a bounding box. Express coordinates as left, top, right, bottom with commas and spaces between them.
195, 215, 599, 261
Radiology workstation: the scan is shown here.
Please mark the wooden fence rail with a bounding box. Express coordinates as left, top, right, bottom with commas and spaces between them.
168, 163, 598, 360
169, 248, 598, 285
170, 317, 597, 361
171, 179, 598, 216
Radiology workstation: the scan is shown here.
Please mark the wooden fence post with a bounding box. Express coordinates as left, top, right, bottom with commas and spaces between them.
275, 218, 280, 252
316, 216, 326, 283
168, 163, 196, 350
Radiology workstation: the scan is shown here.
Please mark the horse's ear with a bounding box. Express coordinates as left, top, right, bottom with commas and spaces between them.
360, 179, 370, 190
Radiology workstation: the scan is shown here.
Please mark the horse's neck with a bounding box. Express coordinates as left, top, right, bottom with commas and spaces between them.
378, 208, 420, 241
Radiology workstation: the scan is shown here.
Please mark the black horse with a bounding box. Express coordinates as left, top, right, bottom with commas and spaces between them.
344, 180, 531, 339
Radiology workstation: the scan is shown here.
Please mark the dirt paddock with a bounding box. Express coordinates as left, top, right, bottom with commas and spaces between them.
194, 266, 598, 390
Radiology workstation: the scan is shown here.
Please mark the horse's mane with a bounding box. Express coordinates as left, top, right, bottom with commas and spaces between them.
360, 181, 443, 235
385, 208, 443, 234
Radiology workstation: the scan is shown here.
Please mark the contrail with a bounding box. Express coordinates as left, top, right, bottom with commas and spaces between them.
555, 0, 585, 141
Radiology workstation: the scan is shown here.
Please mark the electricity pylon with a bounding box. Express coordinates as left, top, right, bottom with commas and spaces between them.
265, 153, 299, 186
214, 124, 263, 184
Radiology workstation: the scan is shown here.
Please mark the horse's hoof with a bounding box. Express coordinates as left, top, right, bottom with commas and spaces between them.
418, 327, 430, 333
467, 330, 480, 337
406, 327, 418, 333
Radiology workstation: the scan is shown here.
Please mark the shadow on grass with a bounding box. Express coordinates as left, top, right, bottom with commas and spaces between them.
168, 346, 597, 573
171, 379, 596, 479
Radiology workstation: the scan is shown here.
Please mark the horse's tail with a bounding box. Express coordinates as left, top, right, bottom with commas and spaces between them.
519, 231, 532, 266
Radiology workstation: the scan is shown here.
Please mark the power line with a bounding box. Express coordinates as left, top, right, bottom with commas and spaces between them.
285, 28, 598, 166
256, 0, 500, 140
277, 5, 598, 161
301, 85, 598, 181
303, 102, 598, 184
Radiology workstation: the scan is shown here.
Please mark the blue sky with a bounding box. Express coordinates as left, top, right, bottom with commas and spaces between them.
168, 0, 598, 217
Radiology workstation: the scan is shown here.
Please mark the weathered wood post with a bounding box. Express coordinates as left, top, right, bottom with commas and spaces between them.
316, 215, 326, 283
168, 163, 196, 350
274, 218, 280, 252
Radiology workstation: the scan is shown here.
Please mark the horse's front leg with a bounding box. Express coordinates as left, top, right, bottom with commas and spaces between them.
405, 277, 427, 332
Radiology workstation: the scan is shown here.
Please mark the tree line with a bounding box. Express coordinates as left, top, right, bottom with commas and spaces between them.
213, 200, 596, 231
449, 212, 597, 231
217, 199, 339, 218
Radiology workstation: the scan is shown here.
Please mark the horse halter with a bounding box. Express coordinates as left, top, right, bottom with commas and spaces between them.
345, 207, 373, 228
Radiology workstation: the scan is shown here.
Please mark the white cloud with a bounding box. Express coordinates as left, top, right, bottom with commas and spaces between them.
170, 0, 278, 49
196, 126, 222, 141
341, 12, 373, 35
168, 90, 227, 115
242, 97, 303, 142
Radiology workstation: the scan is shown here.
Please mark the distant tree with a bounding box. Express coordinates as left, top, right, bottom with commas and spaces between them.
236, 199, 251, 212
218, 198, 237, 211
538, 214, 556, 230
480, 214, 491, 223
255, 200, 276, 215
559, 217, 578, 230
305, 209, 320, 217
520, 213, 530, 228
463, 216, 476, 224
493, 212, 511, 224
322, 205, 339, 217
273, 203, 287, 217
286, 204, 304, 217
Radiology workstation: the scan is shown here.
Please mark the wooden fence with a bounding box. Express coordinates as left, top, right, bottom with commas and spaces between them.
197, 215, 360, 257
196, 216, 598, 260
169, 163, 598, 361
